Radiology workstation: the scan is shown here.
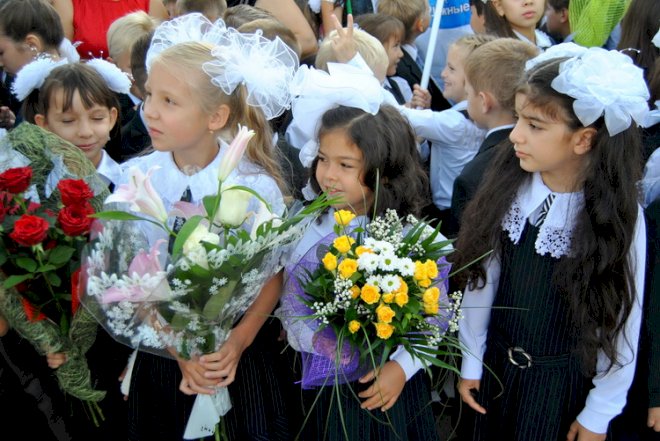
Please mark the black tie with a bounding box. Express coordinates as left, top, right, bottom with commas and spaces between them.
535, 193, 555, 227
168, 186, 192, 254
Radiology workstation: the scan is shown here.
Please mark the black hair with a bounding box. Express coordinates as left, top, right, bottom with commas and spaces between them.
309, 105, 429, 219
617, 0, 660, 83
0, 0, 64, 50
453, 57, 642, 375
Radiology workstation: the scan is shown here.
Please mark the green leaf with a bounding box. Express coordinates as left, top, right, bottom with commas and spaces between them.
45, 271, 62, 287
91, 211, 149, 221
48, 246, 76, 265
0, 247, 8, 266
3, 273, 34, 289
36, 264, 57, 273
170, 216, 204, 258
16, 257, 37, 272
202, 279, 238, 320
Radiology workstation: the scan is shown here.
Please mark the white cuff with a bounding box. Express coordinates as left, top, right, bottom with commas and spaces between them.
390, 345, 425, 380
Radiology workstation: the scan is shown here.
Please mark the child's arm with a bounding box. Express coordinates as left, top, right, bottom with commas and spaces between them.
458, 255, 500, 414
357, 361, 406, 411
198, 271, 283, 388
255, 0, 318, 58
321, 1, 343, 40
570, 207, 647, 437
399, 105, 483, 148
409, 84, 431, 109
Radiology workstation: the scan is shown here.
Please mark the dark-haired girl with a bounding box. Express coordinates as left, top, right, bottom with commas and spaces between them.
279, 104, 442, 440
455, 44, 649, 441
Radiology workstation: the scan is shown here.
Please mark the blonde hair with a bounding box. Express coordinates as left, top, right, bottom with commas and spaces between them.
451, 33, 497, 55
315, 28, 388, 80
463, 38, 539, 111
377, 0, 427, 42
152, 42, 285, 191
107, 11, 160, 60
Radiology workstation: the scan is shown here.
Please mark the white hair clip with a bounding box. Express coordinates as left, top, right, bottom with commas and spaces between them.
203, 29, 298, 120
85, 58, 132, 95
146, 13, 227, 71
653, 27, 660, 49
525, 43, 650, 136
11, 58, 69, 101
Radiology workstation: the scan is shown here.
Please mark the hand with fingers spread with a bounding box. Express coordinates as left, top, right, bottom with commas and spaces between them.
458, 378, 486, 415
46, 352, 68, 369
199, 331, 248, 388
329, 14, 357, 64
358, 361, 406, 412
566, 420, 606, 441
177, 357, 219, 396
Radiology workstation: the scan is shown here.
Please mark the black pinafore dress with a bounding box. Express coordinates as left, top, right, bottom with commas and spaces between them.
470, 222, 593, 441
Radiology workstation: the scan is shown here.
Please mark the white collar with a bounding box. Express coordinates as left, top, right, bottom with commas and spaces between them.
452, 100, 468, 111
485, 124, 515, 138
97, 150, 122, 187
513, 29, 553, 49
501, 172, 584, 258
402, 43, 418, 61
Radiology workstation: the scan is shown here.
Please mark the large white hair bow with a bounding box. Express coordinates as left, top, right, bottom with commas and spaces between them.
286, 62, 391, 167
525, 43, 650, 136
145, 13, 227, 71
203, 29, 298, 120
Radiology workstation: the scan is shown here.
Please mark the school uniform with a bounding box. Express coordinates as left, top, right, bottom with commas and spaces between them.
396, 44, 451, 112
446, 125, 513, 237
459, 172, 647, 440
120, 145, 289, 441
277, 210, 442, 440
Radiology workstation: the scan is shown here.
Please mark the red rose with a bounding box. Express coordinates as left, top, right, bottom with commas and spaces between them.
21, 298, 46, 322
0, 167, 32, 194
57, 179, 94, 206
57, 202, 94, 236
9, 214, 50, 246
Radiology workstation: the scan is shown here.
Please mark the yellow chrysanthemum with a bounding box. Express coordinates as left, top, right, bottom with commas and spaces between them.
350, 285, 361, 299
355, 245, 373, 256
382, 293, 395, 303
334, 209, 356, 227
360, 284, 381, 304
418, 278, 432, 288
424, 301, 439, 315
394, 292, 409, 307
338, 258, 358, 279
422, 287, 440, 304
376, 304, 396, 324
414, 261, 427, 281
374, 322, 395, 339
348, 320, 361, 334
333, 236, 355, 254
425, 259, 439, 279
322, 252, 337, 271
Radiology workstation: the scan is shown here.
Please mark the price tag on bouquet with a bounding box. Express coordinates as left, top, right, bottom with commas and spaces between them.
183, 388, 232, 440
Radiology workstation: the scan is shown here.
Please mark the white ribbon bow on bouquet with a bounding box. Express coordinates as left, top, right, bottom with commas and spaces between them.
183, 389, 233, 439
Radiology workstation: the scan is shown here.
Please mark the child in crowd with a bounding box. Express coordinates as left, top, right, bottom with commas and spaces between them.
399, 34, 495, 230
447, 38, 538, 237
378, 0, 449, 111
176, 0, 228, 21
279, 79, 439, 439
355, 13, 411, 105
118, 14, 296, 440
483, 0, 552, 49
454, 43, 649, 440
544, 0, 571, 43
223, 4, 275, 28
469, 0, 487, 33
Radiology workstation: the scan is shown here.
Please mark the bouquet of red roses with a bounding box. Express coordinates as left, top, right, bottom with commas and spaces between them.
0, 123, 108, 411
0, 166, 95, 334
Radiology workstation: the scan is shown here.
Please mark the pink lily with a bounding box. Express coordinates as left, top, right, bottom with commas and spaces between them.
218, 125, 255, 182
101, 240, 172, 303
170, 201, 207, 219
106, 166, 168, 223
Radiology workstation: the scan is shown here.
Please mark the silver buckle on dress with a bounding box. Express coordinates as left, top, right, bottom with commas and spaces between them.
507, 346, 533, 369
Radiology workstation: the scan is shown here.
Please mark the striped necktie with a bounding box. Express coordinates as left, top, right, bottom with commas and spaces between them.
168, 186, 192, 254
534, 193, 556, 227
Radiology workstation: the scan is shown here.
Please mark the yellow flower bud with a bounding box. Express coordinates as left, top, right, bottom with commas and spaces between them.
338, 258, 358, 279
333, 235, 355, 254
348, 320, 361, 334
334, 209, 356, 227
355, 246, 373, 256
350, 285, 361, 299
394, 292, 409, 307
322, 252, 337, 271
414, 261, 427, 281
376, 304, 396, 324
360, 284, 381, 304
374, 322, 395, 339
425, 259, 439, 279
393, 277, 408, 295
424, 301, 439, 315
382, 293, 395, 303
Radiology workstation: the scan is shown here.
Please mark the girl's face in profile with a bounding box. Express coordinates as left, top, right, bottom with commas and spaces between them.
0, 33, 33, 75
316, 128, 374, 216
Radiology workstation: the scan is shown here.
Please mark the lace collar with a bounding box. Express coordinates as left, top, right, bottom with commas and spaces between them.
501, 172, 584, 258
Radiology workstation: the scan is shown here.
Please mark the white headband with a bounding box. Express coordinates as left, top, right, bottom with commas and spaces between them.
525, 43, 650, 136
146, 13, 298, 120
11, 57, 131, 102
